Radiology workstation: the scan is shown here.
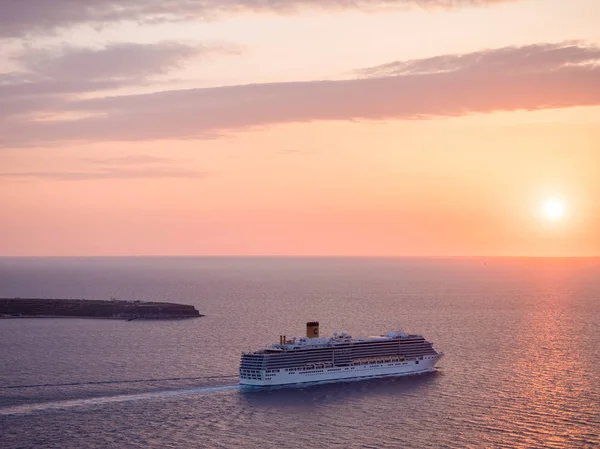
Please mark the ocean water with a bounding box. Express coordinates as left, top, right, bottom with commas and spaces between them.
0, 257, 599, 448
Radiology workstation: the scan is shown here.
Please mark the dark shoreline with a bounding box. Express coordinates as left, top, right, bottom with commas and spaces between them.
0, 298, 203, 320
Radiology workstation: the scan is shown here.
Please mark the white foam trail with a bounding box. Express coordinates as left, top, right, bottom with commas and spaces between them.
0, 385, 239, 416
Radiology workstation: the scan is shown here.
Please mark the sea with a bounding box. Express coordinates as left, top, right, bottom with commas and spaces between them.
0, 257, 598, 448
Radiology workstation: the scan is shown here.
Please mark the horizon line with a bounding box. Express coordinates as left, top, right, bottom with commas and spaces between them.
0, 255, 598, 259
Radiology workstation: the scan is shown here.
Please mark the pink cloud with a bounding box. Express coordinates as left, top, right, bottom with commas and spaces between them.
1, 42, 230, 100
1, 42, 599, 147
0, 0, 518, 37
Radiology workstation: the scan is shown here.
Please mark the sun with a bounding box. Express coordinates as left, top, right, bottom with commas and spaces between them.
542, 198, 565, 221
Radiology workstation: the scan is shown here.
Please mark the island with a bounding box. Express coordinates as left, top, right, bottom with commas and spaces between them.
0, 298, 203, 320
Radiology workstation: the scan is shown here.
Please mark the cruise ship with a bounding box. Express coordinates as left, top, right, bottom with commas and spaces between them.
239, 322, 443, 386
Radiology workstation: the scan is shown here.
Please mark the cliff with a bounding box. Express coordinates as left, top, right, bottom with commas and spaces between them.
0, 298, 203, 320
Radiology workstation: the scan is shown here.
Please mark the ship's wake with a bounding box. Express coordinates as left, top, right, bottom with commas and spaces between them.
0, 384, 240, 416
1, 374, 239, 390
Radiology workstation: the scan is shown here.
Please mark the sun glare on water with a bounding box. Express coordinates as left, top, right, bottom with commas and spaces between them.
542, 198, 565, 221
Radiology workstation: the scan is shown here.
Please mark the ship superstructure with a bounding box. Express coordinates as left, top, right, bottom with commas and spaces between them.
239, 322, 443, 386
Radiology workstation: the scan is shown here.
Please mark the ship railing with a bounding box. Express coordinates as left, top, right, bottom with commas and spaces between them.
299, 362, 334, 370
351, 355, 408, 366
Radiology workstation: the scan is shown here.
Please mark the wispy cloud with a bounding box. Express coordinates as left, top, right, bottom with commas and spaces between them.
356, 41, 600, 77
2, 42, 599, 147
0, 41, 236, 124
0, 153, 207, 181
0, 0, 518, 38
0, 167, 209, 181
1, 42, 232, 100
20, 43, 217, 82
82, 155, 176, 165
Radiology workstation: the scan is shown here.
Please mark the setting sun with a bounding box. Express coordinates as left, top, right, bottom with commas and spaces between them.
543, 199, 566, 221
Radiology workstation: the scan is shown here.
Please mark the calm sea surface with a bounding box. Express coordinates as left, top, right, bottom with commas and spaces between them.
1, 257, 599, 448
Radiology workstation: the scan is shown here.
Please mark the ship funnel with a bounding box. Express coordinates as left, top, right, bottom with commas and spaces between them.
306, 321, 319, 338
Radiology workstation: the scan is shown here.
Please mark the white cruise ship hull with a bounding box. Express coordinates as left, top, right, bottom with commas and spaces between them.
239, 353, 442, 387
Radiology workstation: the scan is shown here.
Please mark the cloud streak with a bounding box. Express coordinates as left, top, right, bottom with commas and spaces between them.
0, 153, 207, 181
21, 43, 210, 82
82, 155, 176, 166
0, 167, 209, 181
356, 42, 600, 77
2, 42, 599, 147
1, 42, 227, 100
0, 0, 517, 38
0, 41, 232, 126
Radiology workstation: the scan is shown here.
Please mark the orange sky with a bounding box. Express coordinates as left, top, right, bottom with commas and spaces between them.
1, 0, 599, 256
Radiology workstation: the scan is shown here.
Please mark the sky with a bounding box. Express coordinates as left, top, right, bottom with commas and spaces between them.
1, 0, 599, 257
